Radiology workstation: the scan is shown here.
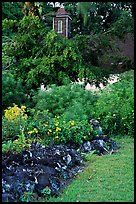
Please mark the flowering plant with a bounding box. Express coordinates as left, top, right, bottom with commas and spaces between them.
2, 104, 28, 141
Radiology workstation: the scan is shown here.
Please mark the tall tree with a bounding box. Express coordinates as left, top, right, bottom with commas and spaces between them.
22, 2, 40, 17
2, 2, 24, 20
76, 2, 134, 35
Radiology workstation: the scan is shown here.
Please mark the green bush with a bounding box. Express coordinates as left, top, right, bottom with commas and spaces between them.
2, 104, 28, 142
93, 70, 134, 136
3, 70, 133, 153
28, 84, 97, 146
2, 130, 32, 154
2, 71, 27, 112
33, 83, 97, 120
29, 115, 93, 147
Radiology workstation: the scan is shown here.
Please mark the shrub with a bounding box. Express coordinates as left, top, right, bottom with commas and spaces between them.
2, 71, 27, 112
33, 115, 93, 147
33, 84, 97, 120
93, 70, 134, 136
2, 104, 28, 142
2, 130, 32, 154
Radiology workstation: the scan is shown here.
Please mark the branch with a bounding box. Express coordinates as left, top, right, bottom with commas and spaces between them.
2, 36, 15, 42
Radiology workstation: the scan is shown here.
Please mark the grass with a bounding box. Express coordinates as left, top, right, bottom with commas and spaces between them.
47, 136, 134, 202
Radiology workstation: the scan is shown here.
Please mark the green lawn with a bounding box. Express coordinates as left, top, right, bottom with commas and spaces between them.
47, 136, 134, 202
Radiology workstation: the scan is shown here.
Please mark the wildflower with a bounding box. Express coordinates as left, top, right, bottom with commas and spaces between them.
113, 114, 116, 116
122, 117, 127, 120
55, 136, 59, 139
49, 129, 52, 132
56, 127, 61, 132
71, 120, 75, 126
83, 136, 87, 139
124, 124, 126, 126
28, 131, 33, 134
33, 128, 38, 133
22, 115, 28, 119
21, 106, 26, 109
55, 122, 59, 126
4, 104, 28, 121
55, 115, 60, 118
45, 122, 48, 126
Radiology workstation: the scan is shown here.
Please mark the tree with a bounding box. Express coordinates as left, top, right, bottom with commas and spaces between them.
2, 71, 27, 112
2, 2, 24, 20
75, 2, 134, 35
2, 14, 85, 91
22, 2, 42, 17
3, 15, 50, 85
26, 30, 84, 88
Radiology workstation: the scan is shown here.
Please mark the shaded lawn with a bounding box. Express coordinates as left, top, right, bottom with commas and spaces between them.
48, 136, 134, 202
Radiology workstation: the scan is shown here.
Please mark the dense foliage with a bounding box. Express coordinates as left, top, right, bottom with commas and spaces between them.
93, 70, 134, 136
2, 70, 134, 154
33, 84, 97, 119
2, 71, 27, 112
2, 2, 134, 153
3, 16, 86, 91
2, 2, 24, 20
2, 3, 134, 202
64, 2, 134, 36
2, 2, 134, 94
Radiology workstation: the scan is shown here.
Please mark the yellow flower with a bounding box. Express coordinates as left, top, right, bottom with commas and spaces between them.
55, 136, 59, 139
22, 115, 28, 119
28, 131, 33, 134
56, 127, 61, 132
49, 129, 52, 132
113, 114, 116, 116
21, 106, 26, 109
124, 124, 126, 126
71, 120, 75, 126
4, 104, 28, 121
122, 117, 127, 120
83, 136, 87, 139
45, 122, 49, 126
55, 122, 59, 126
33, 128, 38, 133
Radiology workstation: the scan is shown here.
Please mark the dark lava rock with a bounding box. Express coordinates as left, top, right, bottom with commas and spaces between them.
81, 135, 119, 156
2, 143, 84, 202
2, 134, 119, 202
